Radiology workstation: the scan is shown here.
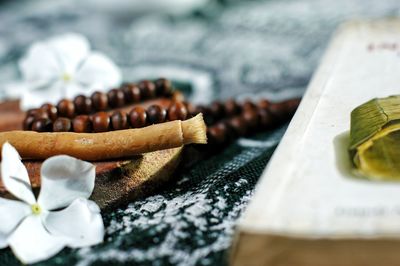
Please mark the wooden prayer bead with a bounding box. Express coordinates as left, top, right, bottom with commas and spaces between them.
194, 105, 213, 124
32, 109, 49, 120
23, 116, 35, 130
242, 109, 259, 129
26, 109, 40, 117
57, 99, 75, 118
222, 120, 235, 142
190, 105, 206, 116
73, 115, 92, 133
283, 98, 301, 116
121, 84, 141, 103
41, 103, 58, 120
128, 106, 147, 128
74, 95, 92, 114
147, 105, 166, 124
268, 102, 283, 119
258, 109, 274, 129
167, 102, 187, 121
228, 116, 247, 136
224, 99, 241, 116
53, 117, 72, 132
111, 111, 128, 130
138, 80, 156, 99
92, 112, 110, 132
91, 92, 108, 111
207, 123, 228, 145
269, 99, 301, 120
194, 105, 208, 115
107, 88, 125, 108
183, 101, 196, 118
155, 78, 172, 96
242, 100, 257, 111
210, 101, 224, 120
258, 99, 271, 111
31, 118, 52, 132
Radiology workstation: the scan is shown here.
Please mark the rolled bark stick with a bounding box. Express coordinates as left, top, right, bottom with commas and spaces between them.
0, 114, 207, 161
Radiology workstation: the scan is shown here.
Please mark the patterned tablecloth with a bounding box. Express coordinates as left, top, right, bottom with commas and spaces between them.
0, 0, 399, 265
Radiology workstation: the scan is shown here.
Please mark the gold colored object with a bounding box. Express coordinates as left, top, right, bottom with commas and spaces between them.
349, 95, 400, 180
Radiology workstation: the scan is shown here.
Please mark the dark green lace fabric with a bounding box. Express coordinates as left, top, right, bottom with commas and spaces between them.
0, 0, 399, 265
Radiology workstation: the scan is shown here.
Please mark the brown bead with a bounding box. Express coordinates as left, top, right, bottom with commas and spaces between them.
283, 98, 301, 116
228, 116, 247, 136
73, 115, 92, 133
31, 118, 52, 132
26, 108, 40, 117
26, 108, 48, 119
32, 109, 50, 120
23, 116, 35, 130
268, 103, 282, 118
53, 118, 72, 132
147, 105, 167, 124
167, 102, 187, 121
207, 123, 228, 145
269, 102, 286, 120
57, 99, 75, 118
242, 99, 257, 111
155, 78, 172, 96
242, 109, 259, 129
91, 92, 108, 111
128, 106, 147, 128
194, 105, 209, 115
138, 80, 156, 99
183, 101, 196, 117
210, 101, 224, 120
111, 111, 128, 130
92, 112, 110, 132
258, 99, 271, 111
258, 109, 275, 129
122, 84, 141, 103
194, 105, 213, 124
269, 98, 301, 121
40, 103, 58, 120
74, 95, 92, 114
107, 89, 125, 108
224, 99, 241, 116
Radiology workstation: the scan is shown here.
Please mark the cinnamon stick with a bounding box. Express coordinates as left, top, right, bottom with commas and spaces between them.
0, 114, 206, 161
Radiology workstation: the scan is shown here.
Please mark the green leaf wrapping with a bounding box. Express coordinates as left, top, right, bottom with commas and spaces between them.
349, 95, 400, 180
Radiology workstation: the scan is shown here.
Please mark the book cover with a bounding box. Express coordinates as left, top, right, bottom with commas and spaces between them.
232, 20, 400, 266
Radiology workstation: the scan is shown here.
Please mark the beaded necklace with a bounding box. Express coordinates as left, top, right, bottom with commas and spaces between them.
23, 78, 300, 148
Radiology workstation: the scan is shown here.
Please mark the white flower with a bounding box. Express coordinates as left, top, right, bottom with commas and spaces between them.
12, 33, 121, 110
0, 143, 104, 264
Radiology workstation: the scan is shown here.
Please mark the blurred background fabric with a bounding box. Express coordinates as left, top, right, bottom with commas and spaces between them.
0, 0, 399, 265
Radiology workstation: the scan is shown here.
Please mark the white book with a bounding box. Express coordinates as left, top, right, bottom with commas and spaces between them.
231, 20, 400, 266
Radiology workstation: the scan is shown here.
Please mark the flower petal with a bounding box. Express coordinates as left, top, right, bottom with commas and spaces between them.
0, 234, 7, 249
46, 33, 90, 74
0, 198, 30, 239
19, 80, 64, 110
75, 52, 121, 88
1, 143, 35, 204
43, 198, 104, 248
19, 42, 61, 82
37, 155, 95, 210
64, 82, 89, 99
2, 81, 30, 100
8, 215, 66, 264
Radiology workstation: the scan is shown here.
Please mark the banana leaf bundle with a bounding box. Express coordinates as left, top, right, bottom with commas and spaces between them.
349, 95, 400, 181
